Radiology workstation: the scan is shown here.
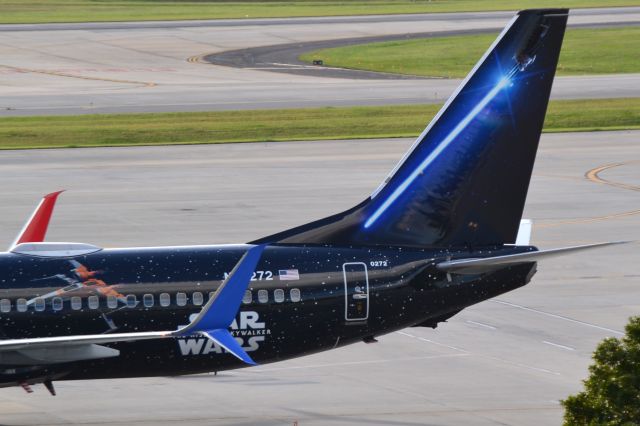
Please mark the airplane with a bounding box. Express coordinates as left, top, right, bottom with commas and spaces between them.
0, 8, 621, 395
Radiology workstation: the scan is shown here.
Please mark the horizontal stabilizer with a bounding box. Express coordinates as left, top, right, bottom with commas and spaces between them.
437, 241, 626, 274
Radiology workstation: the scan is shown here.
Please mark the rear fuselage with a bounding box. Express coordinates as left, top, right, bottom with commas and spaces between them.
0, 244, 535, 385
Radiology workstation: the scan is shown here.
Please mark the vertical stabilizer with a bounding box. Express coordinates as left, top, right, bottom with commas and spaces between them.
253, 9, 569, 248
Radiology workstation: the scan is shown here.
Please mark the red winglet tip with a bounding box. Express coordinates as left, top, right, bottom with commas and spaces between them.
11, 191, 65, 248
44, 190, 65, 199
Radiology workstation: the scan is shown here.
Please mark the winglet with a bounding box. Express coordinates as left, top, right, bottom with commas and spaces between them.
175, 244, 266, 365
204, 329, 257, 365
10, 191, 65, 251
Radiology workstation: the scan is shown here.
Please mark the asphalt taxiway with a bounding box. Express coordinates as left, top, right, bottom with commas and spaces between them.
0, 130, 638, 425
2, 8, 640, 115
203, 21, 639, 80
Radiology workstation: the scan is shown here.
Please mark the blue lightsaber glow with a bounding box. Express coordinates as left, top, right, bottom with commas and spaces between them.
364, 76, 512, 229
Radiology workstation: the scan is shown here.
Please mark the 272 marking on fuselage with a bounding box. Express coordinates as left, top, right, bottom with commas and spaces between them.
223, 270, 274, 281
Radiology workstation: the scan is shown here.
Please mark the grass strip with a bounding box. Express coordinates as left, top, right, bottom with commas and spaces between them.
301, 26, 640, 77
1, 1, 640, 24
0, 98, 639, 150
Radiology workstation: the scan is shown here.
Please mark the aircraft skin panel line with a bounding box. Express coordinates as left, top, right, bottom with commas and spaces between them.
1, 9, 618, 395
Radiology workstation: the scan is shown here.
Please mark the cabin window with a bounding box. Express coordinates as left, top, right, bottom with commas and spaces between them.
209, 291, 216, 301
52, 297, 63, 311
176, 292, 187, 307
0, 299, 10, 313
242, 290, 252, 305
126, 294, 137, 308
16, 298, 27, 313
274, 289, 285, 303
34, 298, 45, 312
107, 295, 118, 309
258, 289, 268, 304
143, 294, 154, 308
71, 296, 82, 310
192, 292, 203, 306
159, 293, 170, 307
290, 288, 301, 303
88, 296, 99, 310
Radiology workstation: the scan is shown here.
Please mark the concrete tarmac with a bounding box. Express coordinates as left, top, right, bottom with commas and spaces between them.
2, 8, 640, 116
0, 131, 638, 425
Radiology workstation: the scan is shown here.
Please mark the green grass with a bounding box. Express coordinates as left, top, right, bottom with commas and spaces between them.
0, 98, 639, 150
1, 1, 640, 24
301, 27, 640, 77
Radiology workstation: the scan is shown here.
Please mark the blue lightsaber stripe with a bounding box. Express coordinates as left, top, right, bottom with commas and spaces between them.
364, 76, 511, 229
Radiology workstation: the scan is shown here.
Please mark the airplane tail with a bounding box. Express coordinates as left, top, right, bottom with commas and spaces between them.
253, 9, 569, 248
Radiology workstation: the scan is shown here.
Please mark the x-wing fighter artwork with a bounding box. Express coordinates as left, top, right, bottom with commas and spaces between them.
26, 259, 126, 307
6, 193, 130, 333
8, 192, 127, 309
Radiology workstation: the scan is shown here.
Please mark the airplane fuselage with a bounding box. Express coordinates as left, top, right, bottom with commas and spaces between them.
0, 244, 535, 386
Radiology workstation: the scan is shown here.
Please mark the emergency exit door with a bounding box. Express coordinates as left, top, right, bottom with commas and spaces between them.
343, 262, 369, 321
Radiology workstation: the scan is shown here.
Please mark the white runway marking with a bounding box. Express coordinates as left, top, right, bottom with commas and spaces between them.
397, 331, 468, 352
492, 299, 624, 335
267, 62, 349, 71
482, 354, 562, 376
466, 320, 497, 330
417, 337, 469, 353
396, 331, 562, 376
543, 341, 576, 351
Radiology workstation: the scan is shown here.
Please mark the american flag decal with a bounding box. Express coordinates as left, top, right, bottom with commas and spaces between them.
278, 269, 300, 281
